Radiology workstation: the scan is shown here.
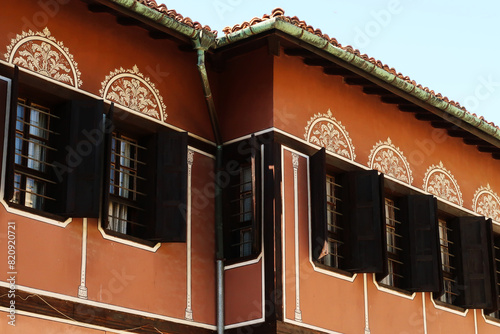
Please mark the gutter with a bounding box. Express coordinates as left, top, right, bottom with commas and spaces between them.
216, 17, 500, 145
193, 31, 225, 333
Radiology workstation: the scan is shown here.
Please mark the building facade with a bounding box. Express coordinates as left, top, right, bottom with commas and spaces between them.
1, 1, 500, 333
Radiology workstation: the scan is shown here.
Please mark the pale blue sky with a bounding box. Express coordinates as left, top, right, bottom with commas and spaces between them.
161, 0, 500, 125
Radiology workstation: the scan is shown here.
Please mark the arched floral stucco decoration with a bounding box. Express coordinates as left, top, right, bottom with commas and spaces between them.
100, 65, 167, 122
304, 109, 356, 160
4, 27, 82, 88
368, 137, 413, 184
472, 184, 500, 222
423, 161, 463, 206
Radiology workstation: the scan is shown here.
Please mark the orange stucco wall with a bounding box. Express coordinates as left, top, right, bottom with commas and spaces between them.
224, 261, 263, 326
277, 50, 500, 333
212, 46, 274, 142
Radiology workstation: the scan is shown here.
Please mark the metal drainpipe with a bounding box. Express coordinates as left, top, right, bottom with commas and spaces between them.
193, 30, 224, 334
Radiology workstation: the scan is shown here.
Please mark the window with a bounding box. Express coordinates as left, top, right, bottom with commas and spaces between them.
102, 109, 189, 243
222, 136, 261, 261
319, 174, 344, 268
3, 78, 105, 218
12, 100, 57, 210
488, 234, 500, 318
310, 148, 386, 274
380, 198, 403, 287
437, 219, 458, 304
106, 133, 147, 236
435, 216, 497, 309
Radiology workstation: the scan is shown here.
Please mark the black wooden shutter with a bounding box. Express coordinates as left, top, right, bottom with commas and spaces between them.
344, 170, 386, 273
451, 216, 497, 309
400, 195, 442, 293
0, 76, 11, 200
250, 135, 261, 255
486, 234, 500, 314
52, 100, 104, 217
150, 130, 188, 242
4, 66, 18, 203
309, 148, 327, 260
100, 105, 114, 229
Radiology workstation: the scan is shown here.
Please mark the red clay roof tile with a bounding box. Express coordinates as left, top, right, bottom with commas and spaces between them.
135, 0, 214, 33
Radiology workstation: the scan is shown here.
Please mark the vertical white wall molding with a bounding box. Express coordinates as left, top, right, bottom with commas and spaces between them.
185, 150, 194, 321
292, 153, 302, 322
78, 218, 88, 299
422, 293, 427, 334
474, 309, 478, 334
363, 274, 370, 334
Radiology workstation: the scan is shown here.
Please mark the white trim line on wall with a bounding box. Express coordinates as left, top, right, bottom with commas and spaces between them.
422, 293, 428, 334
284, 319, 344, 334
0, 308, 156, 334
185, 150, 194, 321
363, 274, 370, 334
0, 282, 216, 330
474, 309, 478, 334
292, 153, 302, 322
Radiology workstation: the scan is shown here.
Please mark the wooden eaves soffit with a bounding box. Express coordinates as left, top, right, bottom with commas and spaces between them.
82, 1, 500, 158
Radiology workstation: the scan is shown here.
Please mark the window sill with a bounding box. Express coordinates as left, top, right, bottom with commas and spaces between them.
2, 199, 71, 226
375, 280, 415, 299
313, 261, 355, 278
485, 314, 500, 323
104, 228, 157, 248
224, 253, 261, 268
431, 297, 468, 315
97, 224, 161, 252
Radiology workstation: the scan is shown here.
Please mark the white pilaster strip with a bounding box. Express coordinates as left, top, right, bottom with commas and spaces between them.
422, 293, 427, 334
364, 274, 370, 334
474, 309, 478, 334
292, 153, 302, 322
77, 218, 88, 299
185, 150, 194, 320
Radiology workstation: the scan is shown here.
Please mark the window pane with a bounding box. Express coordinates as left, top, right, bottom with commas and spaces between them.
240, 228, 252, 257
240, 166, 252, 222
12, 100, 56, 211
29, 107, 49, 139
437, 219, 457, 304
25, 177, 45, 210
27, 139, 46, 171
107, 133, 146, 236
322, 175, 343, 269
